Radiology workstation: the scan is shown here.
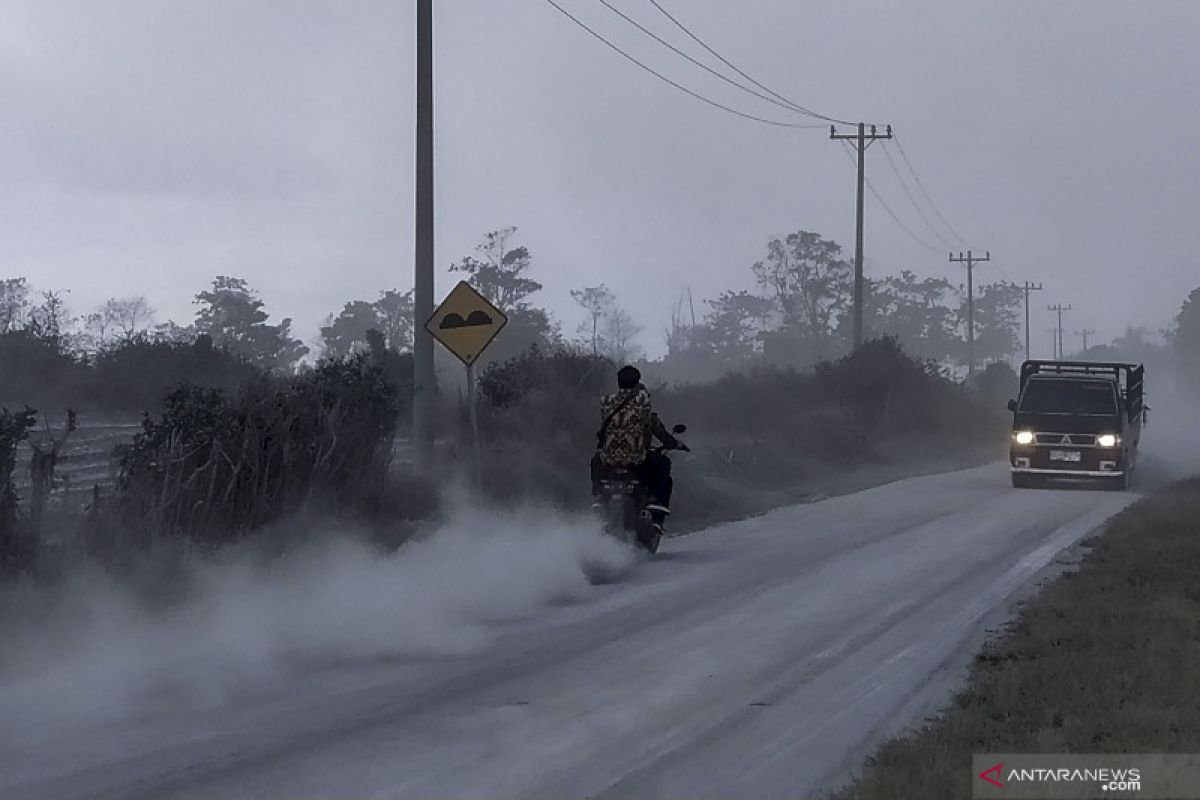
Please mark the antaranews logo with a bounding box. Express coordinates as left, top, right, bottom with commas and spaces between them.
979, 762, 1004, 788
977, 759, 1142, 795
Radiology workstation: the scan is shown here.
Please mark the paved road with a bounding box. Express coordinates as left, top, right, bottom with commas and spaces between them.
0, 464, 1139, 799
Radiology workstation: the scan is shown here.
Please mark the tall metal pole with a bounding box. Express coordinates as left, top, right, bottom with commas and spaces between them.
413, 0, 436, 468
830, 123, 892, 350
466, 361, 480, 491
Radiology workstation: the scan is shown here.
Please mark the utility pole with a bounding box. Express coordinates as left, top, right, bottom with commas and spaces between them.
1076, 328, 1096, 353
949, 250, 991, 377
830, 123, 892, 350
1048, 304, 1072, 360
413, 0, 435, 468
1019, 281, 1043, 362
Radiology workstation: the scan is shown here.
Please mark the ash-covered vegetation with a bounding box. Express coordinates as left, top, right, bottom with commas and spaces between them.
2, 225, 1198, 578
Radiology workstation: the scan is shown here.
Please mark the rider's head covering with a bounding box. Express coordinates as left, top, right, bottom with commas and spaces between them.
617, 365, 641, 390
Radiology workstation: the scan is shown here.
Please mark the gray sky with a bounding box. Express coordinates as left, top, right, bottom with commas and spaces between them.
3, 0, 1197, 358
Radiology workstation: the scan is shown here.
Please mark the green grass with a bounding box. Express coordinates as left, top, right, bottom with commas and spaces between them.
833, 479, 1200, 799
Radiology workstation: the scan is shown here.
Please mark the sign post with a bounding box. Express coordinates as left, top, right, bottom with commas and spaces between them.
425, 281, 508, 489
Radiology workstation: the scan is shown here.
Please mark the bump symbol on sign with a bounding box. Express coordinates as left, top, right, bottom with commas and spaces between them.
439, 310, 493, 330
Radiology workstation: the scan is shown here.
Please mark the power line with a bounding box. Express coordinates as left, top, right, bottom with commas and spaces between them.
542, 0, 826, 129
596, 0, 822, 122
839, 140, 943, 254
891, 133, 971, 248
880, 142, 954, 249
645, 0, 854, 126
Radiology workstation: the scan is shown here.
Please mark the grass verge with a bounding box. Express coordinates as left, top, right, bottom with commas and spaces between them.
833, 478, 1200, 799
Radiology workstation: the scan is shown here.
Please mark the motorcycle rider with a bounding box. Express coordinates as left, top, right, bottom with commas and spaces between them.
590, 365, 684, 531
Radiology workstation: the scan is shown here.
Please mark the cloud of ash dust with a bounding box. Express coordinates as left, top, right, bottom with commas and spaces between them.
0, 502, 634, 735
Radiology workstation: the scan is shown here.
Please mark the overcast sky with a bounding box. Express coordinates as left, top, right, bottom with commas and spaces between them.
2, 0, 1197, 358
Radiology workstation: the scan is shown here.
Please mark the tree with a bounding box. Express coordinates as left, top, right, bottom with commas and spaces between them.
193, 276, 308, 372
450, 228, 558, 362
80, 312, 112, 352
28, 290, 72, 345
602, 305, 642, 364
320, 289, 414, 359
968, 282, 1023, 365
451, 227, 542, 312
752, 231, 851, 365
867, 271, 960, 363
0, 279, 30, 333
321, 301, 380, 359
373, 289, 415, 352
703, 290, 775, 365
152, 320, 200, 344
1175, 287, 1200, 380
571, 284, 614, 356
104, 296, 156, 343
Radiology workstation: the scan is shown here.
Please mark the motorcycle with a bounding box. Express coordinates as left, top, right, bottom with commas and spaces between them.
595, 424, 689, 554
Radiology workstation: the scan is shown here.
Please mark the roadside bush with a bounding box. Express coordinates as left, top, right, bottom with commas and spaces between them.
970, 360, 1019, 409
112, 355, 401, 545
89, 336, 263, 411
0, 330, 86, 409
475, 348, 612, 506
0, 406, 36, 573
474, 337, 1005, 515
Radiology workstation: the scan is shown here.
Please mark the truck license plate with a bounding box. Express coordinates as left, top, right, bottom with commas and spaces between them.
1049, 450, 1082, 462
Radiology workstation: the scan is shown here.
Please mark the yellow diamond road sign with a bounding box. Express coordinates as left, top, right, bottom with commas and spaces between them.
426, 281, 509, 366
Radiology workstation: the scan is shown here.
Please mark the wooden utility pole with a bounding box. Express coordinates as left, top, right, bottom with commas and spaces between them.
949, 250, 991, 377
830, 123, 893, 350
1048, 304, 1072, 360
1019, 281, 1043, 362
413, 0, 436, 468
1076, 328, 1096, 353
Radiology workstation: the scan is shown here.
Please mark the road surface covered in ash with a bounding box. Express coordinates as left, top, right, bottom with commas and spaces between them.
0, 464, 1138, 799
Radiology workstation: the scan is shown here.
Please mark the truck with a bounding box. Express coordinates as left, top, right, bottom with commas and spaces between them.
1007, 360, 1146, 490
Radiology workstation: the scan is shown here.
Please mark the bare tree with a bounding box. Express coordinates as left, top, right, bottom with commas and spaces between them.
603, 305, 643, 364
29, 290, 71, 341
571, 284, 614, 356
104, 295, 156, 343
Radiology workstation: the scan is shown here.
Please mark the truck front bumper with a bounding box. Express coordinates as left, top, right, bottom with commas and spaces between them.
1010, 443, 1125, 475
1010, 466, 1125, 477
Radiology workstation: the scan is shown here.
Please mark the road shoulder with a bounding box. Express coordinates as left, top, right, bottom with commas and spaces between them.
829, 478, 1200, 799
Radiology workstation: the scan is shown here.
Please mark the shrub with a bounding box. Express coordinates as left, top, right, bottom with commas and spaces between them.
0, 406, 36, 573
89, 336, 263, 411
0, 331, 86, 409
113, 355, 401, 544
473, 337, 1005, 513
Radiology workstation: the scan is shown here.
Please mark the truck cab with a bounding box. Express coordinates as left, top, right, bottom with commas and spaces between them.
1007, 360, 1145, 489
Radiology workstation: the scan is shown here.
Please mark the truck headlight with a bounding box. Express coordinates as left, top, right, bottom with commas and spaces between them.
1014, 431, 1034, 445
1097, 434, 1118, 448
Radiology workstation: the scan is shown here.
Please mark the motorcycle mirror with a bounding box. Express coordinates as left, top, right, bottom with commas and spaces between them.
1006, 399, 1017, 413
671, 424, 687, 434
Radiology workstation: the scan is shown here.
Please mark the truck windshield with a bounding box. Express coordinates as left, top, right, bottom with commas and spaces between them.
1019, 379, 1118, 415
